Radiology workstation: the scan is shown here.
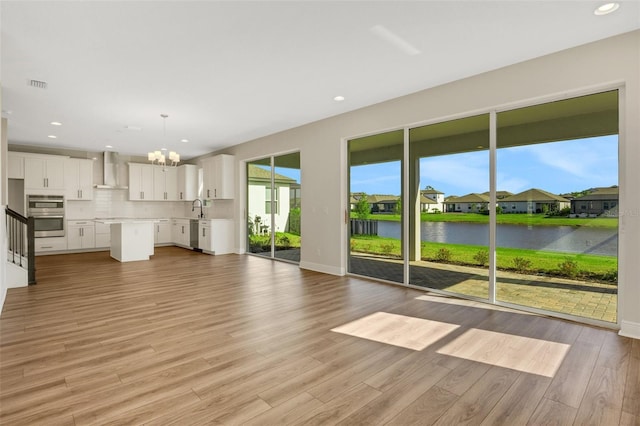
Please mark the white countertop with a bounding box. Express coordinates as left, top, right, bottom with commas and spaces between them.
94, 218, 161, 224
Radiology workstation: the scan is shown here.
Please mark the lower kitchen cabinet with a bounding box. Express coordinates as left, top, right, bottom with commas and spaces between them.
172, 219, 190, 247
35, 237, 67, 253
94, 222, 111, 248
67, 221, 95, 250
198, 219, 234, 255
154, 220, 172, 245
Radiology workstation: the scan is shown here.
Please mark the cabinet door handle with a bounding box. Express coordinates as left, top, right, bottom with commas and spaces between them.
207, 189, 210, 198
80, 189, 83, 198
202, 228, 205, 237
180, 192, 183, 199
181, 225, 184, 233
214, 189, 217, 198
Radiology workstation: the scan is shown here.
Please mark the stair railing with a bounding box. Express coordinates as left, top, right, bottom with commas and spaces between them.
5, 207, 36, 285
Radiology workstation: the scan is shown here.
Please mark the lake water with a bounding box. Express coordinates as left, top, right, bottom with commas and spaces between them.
377, 221, 618, 256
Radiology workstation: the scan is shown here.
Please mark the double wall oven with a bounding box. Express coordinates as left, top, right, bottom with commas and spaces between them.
27, 195, 65, 237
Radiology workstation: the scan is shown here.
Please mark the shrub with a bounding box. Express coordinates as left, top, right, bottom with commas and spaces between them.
473, 249, 489, 266
276, 234, 290, 248
558, 258, 579, 278
435, 247, 452, 262
513, 257, 532, 273
601, 269, 617, 282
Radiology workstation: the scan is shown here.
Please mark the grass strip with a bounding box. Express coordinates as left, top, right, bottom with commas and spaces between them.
350, 235, 617, 283
358, 213, 618, 228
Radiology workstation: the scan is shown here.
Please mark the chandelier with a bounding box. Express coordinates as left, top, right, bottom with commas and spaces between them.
148, 114, 180, 166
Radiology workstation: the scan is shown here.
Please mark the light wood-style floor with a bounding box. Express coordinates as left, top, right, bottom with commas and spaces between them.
1, 247, 638, 425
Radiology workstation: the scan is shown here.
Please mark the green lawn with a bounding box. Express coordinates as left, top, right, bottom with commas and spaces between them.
359, 212, 618, 228
350, 235, 617, 283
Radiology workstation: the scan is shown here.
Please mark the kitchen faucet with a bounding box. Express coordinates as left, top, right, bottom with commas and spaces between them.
192, 199, 204, 218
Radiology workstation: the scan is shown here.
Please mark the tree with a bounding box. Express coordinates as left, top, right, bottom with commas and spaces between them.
394, 198, 402, 216
354, 195, 371, 220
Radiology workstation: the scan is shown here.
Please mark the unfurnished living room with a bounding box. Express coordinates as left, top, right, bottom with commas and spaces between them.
1, 2, 639, 425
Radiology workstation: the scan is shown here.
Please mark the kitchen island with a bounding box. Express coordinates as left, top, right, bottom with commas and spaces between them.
94, 219, 157, 262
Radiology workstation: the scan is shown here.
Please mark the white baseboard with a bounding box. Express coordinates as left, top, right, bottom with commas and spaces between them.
619, 320, 640, 340
299, 261, 344, 276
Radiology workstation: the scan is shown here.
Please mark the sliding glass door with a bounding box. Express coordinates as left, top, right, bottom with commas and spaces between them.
408, 114, 490, 300
348, 130, 404, 283
495, 91, 619, 322
346, 89, 619, 325
247, 152, 301, 263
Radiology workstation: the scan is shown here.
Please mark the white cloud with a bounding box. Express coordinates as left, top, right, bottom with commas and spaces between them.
420, 154, 489, 194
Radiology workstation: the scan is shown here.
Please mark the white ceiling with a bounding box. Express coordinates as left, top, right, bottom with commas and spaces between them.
2, 1, 639, 160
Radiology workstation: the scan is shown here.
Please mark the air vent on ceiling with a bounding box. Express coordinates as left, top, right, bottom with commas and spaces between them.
28, 79, 48, 89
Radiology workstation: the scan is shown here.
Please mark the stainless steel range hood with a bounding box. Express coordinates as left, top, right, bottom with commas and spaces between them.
95, 151, 128, 189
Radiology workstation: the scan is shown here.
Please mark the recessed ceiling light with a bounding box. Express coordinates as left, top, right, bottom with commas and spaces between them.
181, 139, 189, 143
161, 147, 168, 151
47, 135, 57, 139
50, 121, 62, 126
125, 125, 142, 131
594, 3, 619, 15
105, 145, 113, 149
334, 95, 345, 102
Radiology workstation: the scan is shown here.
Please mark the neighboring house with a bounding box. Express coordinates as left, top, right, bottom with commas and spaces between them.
248, 164, 298, 234
481, 190, 513, 200
571, 186, 619, 217
350, 192, 367, 211
499, 188, 570, 213
420, 186, 444, 212
368, 194, 400, 214
446, 193, 490, 213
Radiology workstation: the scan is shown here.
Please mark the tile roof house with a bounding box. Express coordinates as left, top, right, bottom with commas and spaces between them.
445, 193, 490, 213
571, 186, 619, 217
420, 186, 444, 212
499, 188, 570, 214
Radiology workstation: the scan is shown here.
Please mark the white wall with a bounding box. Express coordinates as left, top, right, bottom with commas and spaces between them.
220, 31, 640, 336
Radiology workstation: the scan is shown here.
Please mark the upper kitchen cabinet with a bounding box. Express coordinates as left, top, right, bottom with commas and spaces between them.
177, 164, 197, 201
8, 151, 25, 179
202, 154, 234, 200
128, 163, 154, 201
153, 166, 178, 201
64, 158, 94, 200
24, 155, 66, 192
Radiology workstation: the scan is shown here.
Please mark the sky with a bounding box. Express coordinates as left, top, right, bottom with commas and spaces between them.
350, 136, 618, 197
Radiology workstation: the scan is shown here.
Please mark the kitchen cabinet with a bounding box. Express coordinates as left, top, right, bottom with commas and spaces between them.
154, 220, 172, 244
153, 167, 178, 201
24, 156, 65, 191
128, 163, 154, 201
8, 152, 25, 179
177, 164, 198, 201
67, 220, 95, 250
65, 158, 94, 200
198, 219, 234, 255
35, 237, 67, 253
202, 154, 234, 200
171, 219, 190, 247
94, 221, 111, 248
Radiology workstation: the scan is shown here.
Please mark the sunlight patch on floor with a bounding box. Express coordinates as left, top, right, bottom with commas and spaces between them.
437, 328, 570, 377
331, 312, 459, 351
